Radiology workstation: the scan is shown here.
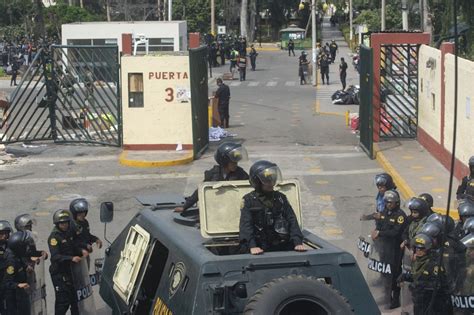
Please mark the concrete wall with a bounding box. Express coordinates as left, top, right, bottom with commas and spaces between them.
62, 21, 187, 52
418, 45, 442, 143
444, 54, 474, 165
121, 55, 193, 149
417, 44, 471, 179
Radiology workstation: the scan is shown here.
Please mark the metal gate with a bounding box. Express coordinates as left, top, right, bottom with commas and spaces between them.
379, 44, 419, 138
359, 45, 374, 158
189, 46, 209, 158
1, 45, 121, 146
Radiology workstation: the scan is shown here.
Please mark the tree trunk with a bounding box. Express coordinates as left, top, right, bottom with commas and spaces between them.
80, 0, 84, 8
107, 0, 111, 22
240, 0, 248, 37
249, 0, 256, 42
422, 0, 432, 41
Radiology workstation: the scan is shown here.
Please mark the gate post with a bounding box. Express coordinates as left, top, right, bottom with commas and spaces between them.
41, 48, 57, 141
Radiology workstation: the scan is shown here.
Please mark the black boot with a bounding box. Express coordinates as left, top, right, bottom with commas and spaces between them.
389, 291, 400, 309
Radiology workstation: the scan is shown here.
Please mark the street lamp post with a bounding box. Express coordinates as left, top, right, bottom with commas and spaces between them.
211, 0, 215, 36
311, 0, 317, 86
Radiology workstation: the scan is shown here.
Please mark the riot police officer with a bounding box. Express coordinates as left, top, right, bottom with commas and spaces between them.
419, 193, 435, 215
48, 209, 87, 315
375, 173, 397, 213
14, 213, 48, 261
69, 198, 102, 252
175, 142, 249, 213
0, 221, 13, 314
3, 231, 32, 315
456, 156, 474, 200
401, 233, 452, 315
239, 160, 305, 255
401, 197, 430, 249
453, 200, 474, 241
371, 190, 407, 309
420, 218, 465, 292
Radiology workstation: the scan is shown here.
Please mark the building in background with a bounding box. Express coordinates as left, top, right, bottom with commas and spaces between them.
62, 21, 188, 53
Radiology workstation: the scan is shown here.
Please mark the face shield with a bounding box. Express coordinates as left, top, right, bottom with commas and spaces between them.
257, 166, 282, 187
227, 146, 248, 163
374, 175, 388, 187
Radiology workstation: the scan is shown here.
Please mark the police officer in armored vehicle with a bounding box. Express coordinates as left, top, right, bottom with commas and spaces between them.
175, 142, 249, 213
239, 160, 305, 255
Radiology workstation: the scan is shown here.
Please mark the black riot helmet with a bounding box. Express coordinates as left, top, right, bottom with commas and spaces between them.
463, 217, 474, 235
374, 173, 396, 190
461, 217, 474, 246
420, 222, 441, 238
214, 142, 248, 167
249, 160, 282, 190
383, 190, 400, 206
408, 197, 429, 218
0, 220, 13, 236
418, 193, 434, 209
14, 213, 35, 231
458, 200, 474, 219
69, 198, 89, 218
426, 213, 455, 234
412, 233, 433, 250
7, 231, 29, 257
53, 209, 72, 225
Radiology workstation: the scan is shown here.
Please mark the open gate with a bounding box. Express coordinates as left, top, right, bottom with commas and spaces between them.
379, 44, 420, 138
189, 46, 209, 158
359, 45, 374, 158
1, 45, 121, 146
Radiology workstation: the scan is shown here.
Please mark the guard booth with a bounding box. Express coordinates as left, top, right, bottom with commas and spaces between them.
121, 47, 209, 158
280, 25, 306, 50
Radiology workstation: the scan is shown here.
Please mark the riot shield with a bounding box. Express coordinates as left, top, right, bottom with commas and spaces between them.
72, 259, 96, 314
452, 234, 474, 314
358, 217, 393, 307
400, 246, 414, 315
28, 256, 47, 315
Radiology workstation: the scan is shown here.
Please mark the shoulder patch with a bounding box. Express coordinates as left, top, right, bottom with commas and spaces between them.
6, 265, 14, 275
397, 216, 405, 224
423, 271, 429, 275
50, 238, 58, 246
433, 266, 439, 275
240, 199, 245, 209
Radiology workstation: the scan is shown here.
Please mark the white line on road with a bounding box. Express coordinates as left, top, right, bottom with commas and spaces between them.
285, 81, 296, 87
266, 81, 277, 87
230, 81, 242, 87
248, 81, 260, 87
0, 168, 382, 185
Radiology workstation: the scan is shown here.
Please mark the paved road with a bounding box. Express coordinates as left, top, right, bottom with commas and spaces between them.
0, 30, 382, 313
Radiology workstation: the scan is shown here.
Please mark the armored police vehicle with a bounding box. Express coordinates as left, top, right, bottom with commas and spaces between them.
99, 180, 379, 314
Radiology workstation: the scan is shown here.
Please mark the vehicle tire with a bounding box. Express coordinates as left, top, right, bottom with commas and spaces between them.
244, 275, 353, 315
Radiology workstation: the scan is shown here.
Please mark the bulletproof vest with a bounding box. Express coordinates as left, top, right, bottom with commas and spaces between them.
247, 192, 289, 242
49, 228, 79, 275
466, 177, 474, 197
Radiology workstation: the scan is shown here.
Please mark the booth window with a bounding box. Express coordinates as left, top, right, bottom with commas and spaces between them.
128, 73, 144, 108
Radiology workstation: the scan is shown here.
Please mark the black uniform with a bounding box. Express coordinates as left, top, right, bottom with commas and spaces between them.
457, 176, 474, 200
288, 40, 295, 56
249, 47, 257, 71
239, 190, 303, 252
48, 227, 85, 315
339, 60, 348, 90
75, 219, 99, 246
215, 83, 231, 128
0, 240, 7, 314
298, 55, 309, 85
182, 165, 249, 211
329, 42, 338, 63
319, 56, 330, 84
2, 248, 30, 315
376, 206, 407, 304
410, 251, 452, 315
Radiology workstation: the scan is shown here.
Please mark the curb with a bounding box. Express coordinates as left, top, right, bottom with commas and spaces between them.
373, 144, 459, 219
118, 150, 194, 168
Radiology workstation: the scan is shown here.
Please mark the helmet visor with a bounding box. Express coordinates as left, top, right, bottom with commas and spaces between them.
374, 175, 388, 187
227, 146, 248, 163
257, 166, 282, 186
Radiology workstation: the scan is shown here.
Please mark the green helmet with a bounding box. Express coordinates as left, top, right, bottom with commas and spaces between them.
53, 209, 72, 225
412, 233, 433, 250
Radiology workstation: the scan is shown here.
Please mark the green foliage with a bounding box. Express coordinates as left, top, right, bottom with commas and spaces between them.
44, 4, 102, 37
172, 0, 223, 34
354, 10, 380, 31
0, 67, 5, 77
